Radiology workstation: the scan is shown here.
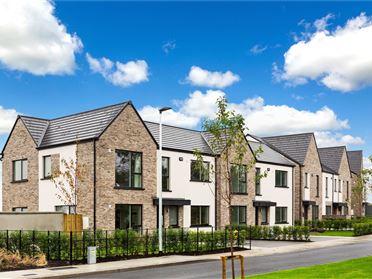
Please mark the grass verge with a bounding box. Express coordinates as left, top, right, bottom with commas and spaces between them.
245, 256, 372, 278
310, 230, 354, 237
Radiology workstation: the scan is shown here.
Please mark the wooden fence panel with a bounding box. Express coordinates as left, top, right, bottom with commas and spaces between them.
64, 214, 83, 232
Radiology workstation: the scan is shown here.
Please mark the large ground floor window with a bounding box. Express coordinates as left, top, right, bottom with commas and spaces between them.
115, 204, 142, 230
191, 206, 209, 227
232, 206, 247, 225
275, 207, 288, 224
326, 205, 332, 216
312, 205, 319, 221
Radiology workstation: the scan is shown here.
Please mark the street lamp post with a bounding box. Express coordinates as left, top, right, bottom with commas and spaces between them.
158, 106, 171, 253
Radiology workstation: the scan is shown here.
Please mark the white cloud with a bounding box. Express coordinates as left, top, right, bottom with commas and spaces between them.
276, 13, 372, 92
0, 106, 19, 135
162, 40, 176, 54
291, 94, 304, 101
86, 53, 149, 87
139, 90, 363, 146
314, 131, 365, 147
0, 0, 82, 75
186, 66, 240, 88
250, 44, 268, 55
363, 157, 372, 169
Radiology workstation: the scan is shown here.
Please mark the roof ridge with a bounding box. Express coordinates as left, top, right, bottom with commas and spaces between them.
20, 115, 49, 121
50, 101, 130, 121
144, 120, 203, 133
319, 146, 346, 150
262, 132, 314, 138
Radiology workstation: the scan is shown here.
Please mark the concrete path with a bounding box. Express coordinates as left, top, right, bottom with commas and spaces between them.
0, 235, 371, 279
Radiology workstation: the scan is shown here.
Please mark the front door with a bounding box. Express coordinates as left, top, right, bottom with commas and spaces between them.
304, 205, 308, 221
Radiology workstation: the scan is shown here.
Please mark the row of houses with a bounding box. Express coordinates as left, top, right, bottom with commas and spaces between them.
0, 101, 364, 231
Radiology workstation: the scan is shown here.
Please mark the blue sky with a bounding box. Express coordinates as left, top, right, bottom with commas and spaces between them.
0, 1, 371, 173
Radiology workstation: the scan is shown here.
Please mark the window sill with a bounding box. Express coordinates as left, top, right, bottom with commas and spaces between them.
255, 194, 262, 196
275, 186, 289, 188
190, 180, 211, 183
114, 187, 145, 191
40, 177, 51, 181
232, 192, 248, 196
11, 179, 28, 184
275, 222, 289, 224
261, 222, 269, 225
162, 189, 172, 192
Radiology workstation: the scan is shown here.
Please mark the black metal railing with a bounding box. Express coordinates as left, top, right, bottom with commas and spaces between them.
0, 226, 252, 264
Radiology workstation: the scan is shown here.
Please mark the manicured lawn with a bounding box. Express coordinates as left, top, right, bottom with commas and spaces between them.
310, 230, 354, 237
245, 256, 372, 278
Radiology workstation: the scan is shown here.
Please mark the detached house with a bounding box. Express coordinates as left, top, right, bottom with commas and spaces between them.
318, 147, 352, 217
263, 133, 323, 223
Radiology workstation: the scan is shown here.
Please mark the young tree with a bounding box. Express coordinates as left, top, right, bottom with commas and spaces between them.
194, 97, 264, 279
51, 144, 85, 231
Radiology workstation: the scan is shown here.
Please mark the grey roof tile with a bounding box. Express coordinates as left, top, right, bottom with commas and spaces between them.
318, 146, 345, 174
262, 133, 313, 165
145, 122, 213, 154
248, 140, 295, 166
20, 102, 127, 148
347, 150, 363, 175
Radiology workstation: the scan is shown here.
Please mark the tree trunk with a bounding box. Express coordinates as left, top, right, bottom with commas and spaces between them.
229, 201, 235, 279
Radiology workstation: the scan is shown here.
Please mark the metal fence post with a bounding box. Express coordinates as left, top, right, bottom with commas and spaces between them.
181, 227, 184, 253
69, 231, 73, 264
196, 227, 199, 253
237, 228, 240, 247
211, 227, 214, 251
6, 230, 9, 250
58, 231, 61, 260
164, 228, 167, 254
249, 225, 252, 250
224, 227, 227, 249
126, 229, 129, 256
19, 230, 22, 254
145, 229, 149, 256
47, 231, 50, 260
82, 231, 85, 260
105, 230, 108, 257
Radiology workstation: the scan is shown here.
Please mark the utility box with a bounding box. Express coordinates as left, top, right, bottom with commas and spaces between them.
87, 246, 97, 264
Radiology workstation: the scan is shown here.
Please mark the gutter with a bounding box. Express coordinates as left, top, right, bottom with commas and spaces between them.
93, 139, 97, 232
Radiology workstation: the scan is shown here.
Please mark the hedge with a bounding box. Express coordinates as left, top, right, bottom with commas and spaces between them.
246, 225, 310, 241
353, 223, 372, 236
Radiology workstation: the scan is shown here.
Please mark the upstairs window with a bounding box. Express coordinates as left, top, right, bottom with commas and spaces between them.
43, 155, 51, 178
304, 173, 309, 188
12, 207, 27, 212
255, 168, 261, 195
334, 179, 337, 192
190, 160, 210, 182
316, 175, 320, 197
162, 157, 170, 191
232, 165, 247, 194
339, 180, 342, 193
115, 150, 142, 189
346, 181, 349, 200
13, 159, 28, 182
275, 170, 288, 187
326, 177, 329, 198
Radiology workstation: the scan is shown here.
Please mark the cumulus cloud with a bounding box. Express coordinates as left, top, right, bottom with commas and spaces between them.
364, 157, 372, 169
314, 131, 365, 147
186, 66, 240, 88
86, 53, 149, 87
0, 0, 82, 75
162, 40, 176, 54
250, 44, 268, 55
0, 106, 20, 135
276, 13, 372, 92
139, 90, 363, 148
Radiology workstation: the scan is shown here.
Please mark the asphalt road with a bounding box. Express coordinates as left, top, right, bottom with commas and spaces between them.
74, 239, 372, 279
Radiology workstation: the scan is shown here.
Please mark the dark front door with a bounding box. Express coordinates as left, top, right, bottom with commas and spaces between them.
255, 207, 259, 225
304, 205, 308, 221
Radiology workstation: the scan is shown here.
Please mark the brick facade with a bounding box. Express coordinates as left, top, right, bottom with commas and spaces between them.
2, 119, 39, 212
338, 150, 352, 213
216, 144, 256, 228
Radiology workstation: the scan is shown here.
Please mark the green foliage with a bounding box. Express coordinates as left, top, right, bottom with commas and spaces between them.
353, 223, 372, 236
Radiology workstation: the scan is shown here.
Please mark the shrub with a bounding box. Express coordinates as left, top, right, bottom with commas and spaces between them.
353, 223, 372, 236
0, 248, 47, 270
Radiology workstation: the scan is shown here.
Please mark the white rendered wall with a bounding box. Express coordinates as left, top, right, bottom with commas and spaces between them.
159, 150, 215, 228
0, 161, 2, 211
322, 172, 335, 214
38, 144, 76, 212
255, 162, 293, 226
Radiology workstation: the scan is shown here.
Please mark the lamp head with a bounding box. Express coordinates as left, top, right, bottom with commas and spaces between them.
159, 107, 172, 113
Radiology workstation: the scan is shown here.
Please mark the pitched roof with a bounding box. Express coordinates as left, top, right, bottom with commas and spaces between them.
248, 140, 295, 167
16, 102, 128, 149
321, 163, 338, 175
318, 146, 345, 174
262, 133, 314, 165
145, 121, 213, 154
347, 150, 363, 175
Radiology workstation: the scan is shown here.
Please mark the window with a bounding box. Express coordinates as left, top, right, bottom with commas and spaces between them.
255, 168, 261, 195
169, 206, 178, 227
316, 175, 320, 197
275, 170, 288, 187
232, 206, 247, 225
162, 157, 170, 191
115, 204, 142, 230
334, 179, 337, 192
115, 150, 142, 189
275, 207, 287, 224
344, 206, 349, 216
326, 206, 332, 216
191, 206, 209, 226
43, 155, 52, 178
190, 160, 210, 182
339, 180, 341, 193
326, 177, 329, 198
232, 165, 247, 194
12, 207, 27, 212
12, 159, 28, 182
261, 207, 268, 225
312, 205, 319, 221
346, 181, 349, 201
55, 205, 76, 214
304, 173, 308, 188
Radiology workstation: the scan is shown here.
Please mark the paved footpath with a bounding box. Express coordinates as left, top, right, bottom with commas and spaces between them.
1, 235, 371, 279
